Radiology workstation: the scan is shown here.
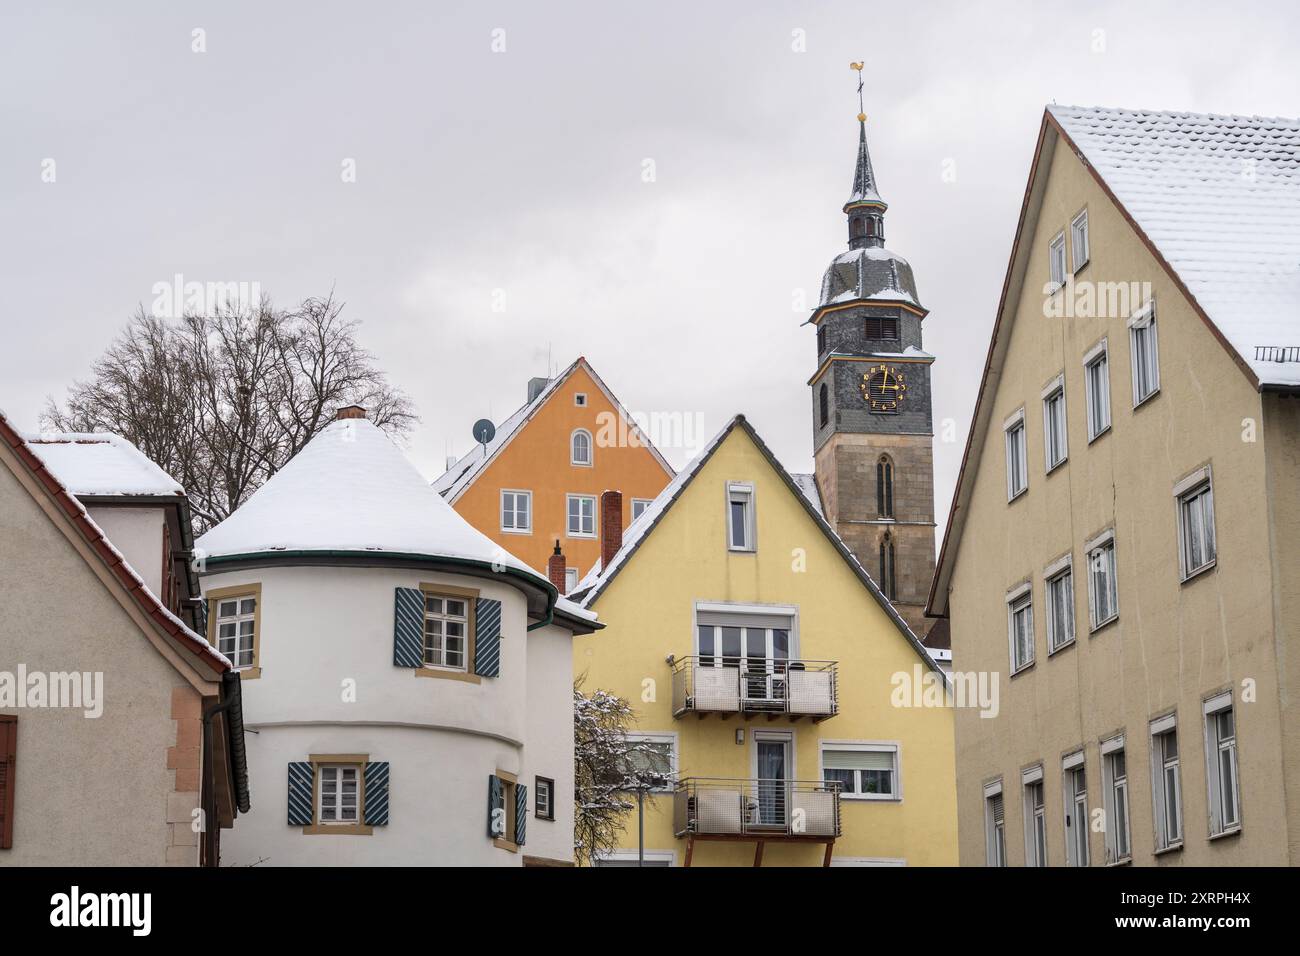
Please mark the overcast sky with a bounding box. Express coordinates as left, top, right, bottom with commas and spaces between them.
4, 1, 1298, 541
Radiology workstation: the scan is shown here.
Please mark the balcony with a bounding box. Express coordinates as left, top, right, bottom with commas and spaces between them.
673, 777, 842, 865
669, 655, 838, 720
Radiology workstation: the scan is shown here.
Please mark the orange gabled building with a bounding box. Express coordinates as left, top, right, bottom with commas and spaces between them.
433, 358, 674, 590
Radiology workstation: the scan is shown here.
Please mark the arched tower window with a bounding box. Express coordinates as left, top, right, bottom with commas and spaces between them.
877, 455, 894, 518
570, 429, 592, 466
879, 532, 896, 600
819, 383, 829, 428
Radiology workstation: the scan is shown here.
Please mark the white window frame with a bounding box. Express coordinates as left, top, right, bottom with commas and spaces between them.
570, 428, 593, 467
573, 392, 588, 407
422, 592, 470, 672
1085, 529, 1118, 631
214, 594, 257, 670
1044, 553, 1076, 653
1006, 581, 1034, 674
624, 731, 678, 792
1062, 752, 1089, 867
1022, 765, 1047, 867
593, 849, 676, 867
499, 488, 532, 534
727, 481, 756, 552
1174, 466, 1217, 581
1203, 693, 1241, 837
1004, 409, 1028, 501
631, 497, 653, 523
1128, 300, 1160, 407
1041, 375, 1068, 472
534, 776, 554, 820
1048, 231, 1066, 292
1150, 714, 1183, 852
819, 741, 901, 802
566, 493, 597, 538
1070, 208, 1089, 272
1101, 736, 1131, 864
317, 763, 361, 825
564, 567, 579, 593
983, 780, 1006, 866
1084, 339, 1111, 442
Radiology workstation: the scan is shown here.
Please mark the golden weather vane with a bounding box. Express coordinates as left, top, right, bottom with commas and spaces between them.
850, 61, 866, 122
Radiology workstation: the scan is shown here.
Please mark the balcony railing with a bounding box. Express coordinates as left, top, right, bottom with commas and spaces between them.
669, 655, 838, 720
673, 777, 842, 839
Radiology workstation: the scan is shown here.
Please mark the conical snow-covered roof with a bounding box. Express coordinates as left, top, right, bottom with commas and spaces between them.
196, 417, 547, 587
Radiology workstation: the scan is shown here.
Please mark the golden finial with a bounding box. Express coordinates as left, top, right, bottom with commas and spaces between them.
850, 60, 866, 123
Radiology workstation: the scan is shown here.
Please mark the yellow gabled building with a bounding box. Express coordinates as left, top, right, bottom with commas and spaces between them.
571, 415, 956, 866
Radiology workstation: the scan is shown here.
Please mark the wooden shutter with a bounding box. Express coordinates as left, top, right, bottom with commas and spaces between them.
487, 774, 505, 839
363, 761, 390, 825
514, 782, 528, 846
0, 716, 15, 849
287, 761, 314, 826
473, 598, 502, 678
393, 588, 425, 667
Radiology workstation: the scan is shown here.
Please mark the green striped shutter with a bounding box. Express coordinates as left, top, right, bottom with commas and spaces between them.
473, 598, 502, 677
393, 588, 424, 667
515, 782, 528, 846
287, 761, 314, 826
487, 774, 505, 838
363, 761, 390, 825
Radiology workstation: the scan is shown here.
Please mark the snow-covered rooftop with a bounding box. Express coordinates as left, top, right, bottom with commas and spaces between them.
196, 417, 548, 591
788, 472, 824, 517
26, 432, 184, 498
1050, 104, 1300, 387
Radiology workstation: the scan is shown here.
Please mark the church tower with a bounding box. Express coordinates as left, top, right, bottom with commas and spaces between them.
809, 99, 936, 639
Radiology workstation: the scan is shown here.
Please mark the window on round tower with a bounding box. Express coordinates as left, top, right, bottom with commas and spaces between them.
819, 383, 829, 428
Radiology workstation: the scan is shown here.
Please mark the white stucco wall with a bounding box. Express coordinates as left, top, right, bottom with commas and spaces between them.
87, 506, 164, 599
204, 563, 575, 865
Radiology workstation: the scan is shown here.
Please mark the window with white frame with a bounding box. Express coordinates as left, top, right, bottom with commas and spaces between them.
500, 489, 532, 533
1071, 209, 1089, 272
423, 593, 469, 671
1102, 739, 1131, 864
1150, 715, 1183, 851
1084, 341, 1111, 441
564, 567, 578, 593
318, 764, 360, 824
1086, 532, 1118, 629
1042, 377, 1068, 471
1007, 584, 1034, 673
567, 494, 596, 537
534, 776, 555, 821
727, 482, 755, 551
1023, 769, 1047, 866
1045, 557, 1075, 652
631, 498, 653, 523
1005, 411, 1028, 500
1176, 469, 1216, 580
1129, 301, 1160, 405
1063, 755, 1089, 867
1048, 232, 1066, 291
215, 594, 257, 670
574, 393, 587, 407
822, 744, 899, 800
622, 733, 676, 791
570, 428, 593, 466
984, 782, 1007, 866
593, 850, 674, 867
1204, 694, 1241, 835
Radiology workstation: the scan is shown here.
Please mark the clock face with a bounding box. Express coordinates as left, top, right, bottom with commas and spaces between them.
860, 364, 907, 411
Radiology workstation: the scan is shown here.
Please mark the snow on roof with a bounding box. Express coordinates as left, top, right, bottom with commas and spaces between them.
788, 473, 824, 517
1050, 104, 1300, 387
26, 432, 184, 498
432, 357, 674, 501
196, 417, 548, 590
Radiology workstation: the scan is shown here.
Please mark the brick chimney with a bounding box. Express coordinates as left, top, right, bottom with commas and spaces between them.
547, 540, 567, 592
336, 405, 366, 420
600, 490, 623, 572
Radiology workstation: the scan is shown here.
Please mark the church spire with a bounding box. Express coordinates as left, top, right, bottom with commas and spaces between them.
845, 62, 887, 249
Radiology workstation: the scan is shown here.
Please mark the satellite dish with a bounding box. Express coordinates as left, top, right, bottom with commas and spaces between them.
472, 419, 496, 445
